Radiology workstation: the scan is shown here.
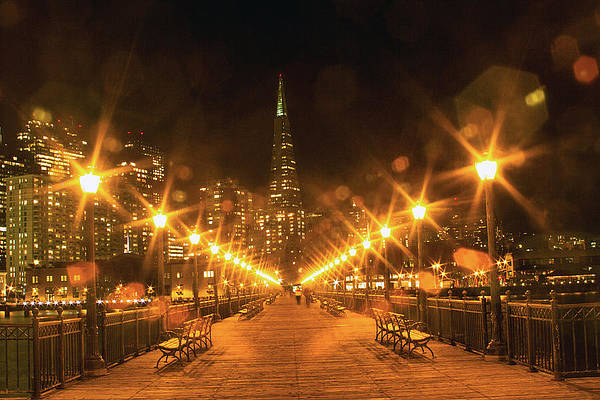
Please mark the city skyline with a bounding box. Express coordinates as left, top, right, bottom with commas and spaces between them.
0, 2, 599, 235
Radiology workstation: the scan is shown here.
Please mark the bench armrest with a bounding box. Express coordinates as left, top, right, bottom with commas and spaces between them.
159, 330, 179, 342
406, 321, 427, 332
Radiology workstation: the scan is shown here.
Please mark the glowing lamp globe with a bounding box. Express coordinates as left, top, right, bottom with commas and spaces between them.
224, 252, 232, 261
189, 232, 200, 245
233, 257, 240, 265
152, 213, 167, 229
362, 240, 371, 249
210, 244, 219, 255
475, 160, 498, 181
334, 258, 340, 265
380, 225, 391, 238
341, 254, 348, 262
348, 248, 357, 257
79, 172, 101, 194
412, 203, 426, 220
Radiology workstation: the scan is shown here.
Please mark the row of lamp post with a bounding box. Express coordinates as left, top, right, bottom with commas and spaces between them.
372, 158, 503, 358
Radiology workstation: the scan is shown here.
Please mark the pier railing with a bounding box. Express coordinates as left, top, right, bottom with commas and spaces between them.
318, 290, 599, 379
0, 293, 265, 398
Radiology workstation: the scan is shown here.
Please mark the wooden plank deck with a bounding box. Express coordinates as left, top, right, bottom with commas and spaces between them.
46, 295, 599, 399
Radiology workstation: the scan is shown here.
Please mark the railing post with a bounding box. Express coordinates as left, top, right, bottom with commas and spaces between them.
165, 302, 170, 331
448, 290, 455, 345
147, 309, 152, 351
525, 290, 535, 372
505, 290, 515, 364
120, 310, 125, 363
135, 310, 140, 355
481, 291, 488, 354
32, 308, 41, 399
550, 290, 563, 380
100, 303, 107, 363
436, 295, 442, 340
57, 306, 65, 388
77, 305, 85, 377
462, 291, 470, 351
421, 290, 428, 326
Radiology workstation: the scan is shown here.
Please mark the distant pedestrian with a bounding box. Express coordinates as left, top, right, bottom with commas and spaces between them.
303, 287, 312, 307
295, 290, 302, 305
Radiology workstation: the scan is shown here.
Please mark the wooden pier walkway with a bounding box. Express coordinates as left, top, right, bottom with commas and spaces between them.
47, 295, 599, 399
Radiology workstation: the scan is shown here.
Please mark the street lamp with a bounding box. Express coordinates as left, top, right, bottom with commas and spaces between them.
208, 243, 221, 319
79, 171, 106, 375
411, 202, 426, 278
152, 212, 167, 300
412, 202, 426, 321
475, 158, 505, 358
380, 225, 391, 300
189, 232, 201, 317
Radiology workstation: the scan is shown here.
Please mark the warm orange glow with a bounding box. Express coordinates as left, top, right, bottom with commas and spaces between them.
380, 225, 391, 238
152, 213, 167, 229
411, 202, 426, 220
188, 232, 200, 245
475, 160, 497, 180
79, 172, 101, 194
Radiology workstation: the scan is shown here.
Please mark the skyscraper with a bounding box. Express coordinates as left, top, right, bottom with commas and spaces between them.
6, 175, 83, 285
199, 178, 255, 248
123, 132, 166, 207
16, 119, 87, 182
0, 154, 30, 271
266, 75, 304, 278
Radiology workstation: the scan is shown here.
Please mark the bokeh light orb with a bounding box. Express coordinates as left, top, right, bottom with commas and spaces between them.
573, 55, 599, 84
334, 185, 351, 201
391, 156, 409, 173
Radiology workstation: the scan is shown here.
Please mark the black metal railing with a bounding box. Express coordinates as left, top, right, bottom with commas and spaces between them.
0, 293, 268, 398
317, 289, 599, 379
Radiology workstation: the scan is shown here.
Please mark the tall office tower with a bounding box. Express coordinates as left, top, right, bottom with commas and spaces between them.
114, 158, 154, 256
16, 119, 87, 182
123, 132, 166, 207
349, 200, 369, 239
199, 178, 255, 248
6, 175, 83, 285
266, 75, 304, 277
0, 154, 30, 271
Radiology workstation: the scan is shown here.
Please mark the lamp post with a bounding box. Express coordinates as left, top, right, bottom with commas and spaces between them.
210, 244, 221, 319
432, 263, 440, 289
411, 202, 426, 281
79, 171, 106, 376
362, 239, 371, 311
475, 159, 505, 358
380, 225, 391, 300
152, 212, 167, 300
412, 202, 426, 322
189, 232, 201, 317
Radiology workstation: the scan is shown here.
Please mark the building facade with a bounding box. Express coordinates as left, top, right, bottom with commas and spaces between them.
265, 75, 305, 278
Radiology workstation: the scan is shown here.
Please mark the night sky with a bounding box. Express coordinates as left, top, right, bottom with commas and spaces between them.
1, 0, 600, 233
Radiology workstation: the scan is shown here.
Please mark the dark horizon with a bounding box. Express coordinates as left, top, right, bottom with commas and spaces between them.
1, 1, 600, 233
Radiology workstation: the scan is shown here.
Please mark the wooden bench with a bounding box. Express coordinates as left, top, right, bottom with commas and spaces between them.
373, 311, 434, 358
319, 297, 346, 317
238, 300, 264, 320
265, 294, 278, 305
156, 318, 195, 367
185, 314, 214, 356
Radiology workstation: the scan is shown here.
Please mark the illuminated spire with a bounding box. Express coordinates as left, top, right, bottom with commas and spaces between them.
267, 74, 304, 274
276, 74, 287, 117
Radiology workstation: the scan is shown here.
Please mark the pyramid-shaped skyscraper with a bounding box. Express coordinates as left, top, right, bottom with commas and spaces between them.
265, 74, 304, 277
